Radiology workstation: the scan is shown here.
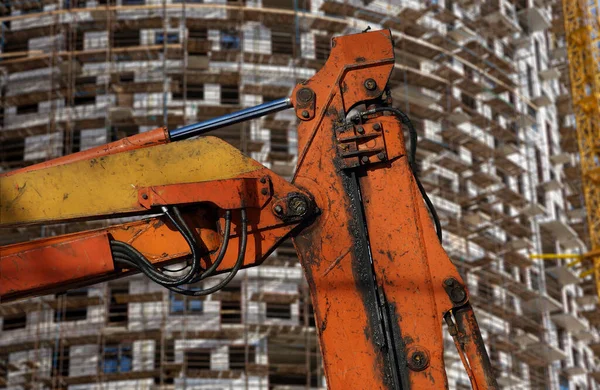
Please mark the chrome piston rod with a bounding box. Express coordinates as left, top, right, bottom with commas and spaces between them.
169, 97, 292, 141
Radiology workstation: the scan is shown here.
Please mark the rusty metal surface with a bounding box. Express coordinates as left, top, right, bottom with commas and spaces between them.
291, 29, 496, 389
0, 28, 498, 389
292, 29, 400, 389
453, 305, 499, 390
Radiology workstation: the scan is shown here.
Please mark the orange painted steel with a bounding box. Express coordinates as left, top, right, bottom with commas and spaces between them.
291, 30, 403, 389
0, 29, 497, 389
1, 233, 115, 300
137, 177, 272, 210
3, 126, 169, 176
0, 166, 308, 303
1, 211, 217, 301
453, 306, 498, 389
291, 30, 496, 389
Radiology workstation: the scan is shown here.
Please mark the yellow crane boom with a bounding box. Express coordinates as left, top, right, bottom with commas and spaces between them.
562, 0, 600, 299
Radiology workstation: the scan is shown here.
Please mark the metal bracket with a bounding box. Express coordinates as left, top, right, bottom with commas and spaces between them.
271, 192, 316, 222
335, 121, 387, 169
138, 177, 272, 210
295, 87, 316, 121
443, 277, 468, 306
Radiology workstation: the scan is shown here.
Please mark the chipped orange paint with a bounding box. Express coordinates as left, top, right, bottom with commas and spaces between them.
359, 128, 456, 388
292, 29, 398, 390
0, 28, 497, 389
452, 307, 499, 389
291, 29, 496, 389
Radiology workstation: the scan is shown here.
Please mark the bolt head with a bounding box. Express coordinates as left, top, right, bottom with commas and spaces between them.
274, 205, 284, 215
295, 204, 307, 215
373, 123, 381, 131
261, 188, 268, 195
297, 88, 314, 103
444, 278, 455, 287
289, 197, 308, 216
377, 152, 386, 161
260, 177, 267, 184
412, 352, 424, 366
361, 156, 370, 164
450, 287, 467, 303
141, 193, 148, 200
364, 78, 377, 91
356, 126, 365, 134
408, 349, 429, 371
301, 110, 310, 119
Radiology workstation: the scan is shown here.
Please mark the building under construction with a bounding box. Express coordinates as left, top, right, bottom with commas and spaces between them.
0, 0, 597, 389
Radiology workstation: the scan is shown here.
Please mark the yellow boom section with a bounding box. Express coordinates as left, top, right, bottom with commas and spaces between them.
0, 136, 261, 226
563, 0, 600, 300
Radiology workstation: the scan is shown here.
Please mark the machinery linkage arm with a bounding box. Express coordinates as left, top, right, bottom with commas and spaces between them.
0, 29, 498, 390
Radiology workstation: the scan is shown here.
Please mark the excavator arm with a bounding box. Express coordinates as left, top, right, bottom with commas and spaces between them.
0, 29, 497, 389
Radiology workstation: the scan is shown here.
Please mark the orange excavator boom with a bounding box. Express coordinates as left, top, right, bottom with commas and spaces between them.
0, 29, 497, 389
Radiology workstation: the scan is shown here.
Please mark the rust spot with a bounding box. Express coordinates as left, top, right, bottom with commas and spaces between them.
153, 219, 165, 229
326, 106, 339, 118
355, 56, 366, 63
320, 298, 331, 333
365, 87, 382, 99
63, 193, 69, 200
322, 247, 351, 276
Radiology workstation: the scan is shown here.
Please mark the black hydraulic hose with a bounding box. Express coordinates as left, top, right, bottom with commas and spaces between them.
111, 209, 245, 296
188, 210, 232, 283
111, 207, 199, 286
111, 205, 201, 285
112, 209, 233, 282
166, 208, 247, 296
